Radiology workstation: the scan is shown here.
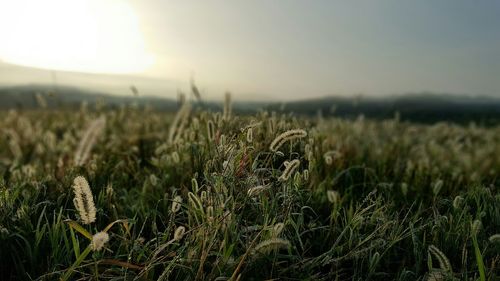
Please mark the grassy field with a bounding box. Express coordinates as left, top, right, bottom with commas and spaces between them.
0, 103, 499, 280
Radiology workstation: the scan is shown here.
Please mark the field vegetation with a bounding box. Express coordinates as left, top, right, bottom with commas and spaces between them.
0, 98, 499, 280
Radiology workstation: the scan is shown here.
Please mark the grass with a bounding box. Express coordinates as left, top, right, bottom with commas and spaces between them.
0, 104, 499, 280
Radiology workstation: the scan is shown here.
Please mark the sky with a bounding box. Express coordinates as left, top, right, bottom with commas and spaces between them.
0, 0, 499, 101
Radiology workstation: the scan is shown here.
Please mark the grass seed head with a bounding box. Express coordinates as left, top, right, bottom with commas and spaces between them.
426, 270, 446, 281
253, 238, 291, 256
206, 206, 214, 224
270, 129, 307, 152
168, 102, 192, 144
188, 192, 203, 211
91, 231, 109, 251
174, 226, 186, 241
72, 176, 96, 225
303, 169, 309, 181
273, 223, 285, 236
74, 116, 106, 166
191, 178, 199, 193
428, 245, 452, 273
279, 159, 300, 182
171, 196, 182, 213
488, 233, 500, 244
247, 185, 270, 197
452, 196, 464, 209
192, 117, 200, 130
149, 174, 158, 186
246, 128, 253, 143
171, 151, 180, 164
324, 155, 333, 165
207, 120, 215, 141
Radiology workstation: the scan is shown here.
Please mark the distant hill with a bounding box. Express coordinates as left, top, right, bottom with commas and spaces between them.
1, 85, 500, 124
0, 84, 180, 111
0, 84, 272, 115
267, 93, 500, 125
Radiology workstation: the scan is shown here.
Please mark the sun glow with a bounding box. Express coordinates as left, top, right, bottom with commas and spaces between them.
0, 0, 153, 74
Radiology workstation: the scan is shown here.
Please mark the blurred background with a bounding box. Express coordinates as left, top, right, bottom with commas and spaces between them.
1, 0, 499, 123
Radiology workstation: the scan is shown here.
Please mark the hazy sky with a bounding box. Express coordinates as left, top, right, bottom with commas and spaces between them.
0, 0, 499, 100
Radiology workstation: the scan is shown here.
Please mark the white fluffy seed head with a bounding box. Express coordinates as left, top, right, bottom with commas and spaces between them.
246, 128, 253, 143
273, 223, 285, 236
489, 233, 500, 243
206, 206, 214, 221
268, 118, 275, 134
303, 169, 309, 181
91, 231, 109, 251
253, 238, 290, 256
72, 176, 96, 225
452, 196, 464, 209
192, 117, 200, 130
279, 159, 300, 182
74, 116, 106, 166
324, 155, 333, 165
188, 192, 203, 211
207, 120, 215, 141
323, 151, 341, 165
200, 191, 207, 203
171, 151, 180, 164
191, 178, 199, 192
168, 102, 192, 144
149, 174, 158, 186
426, 271, 446, 281
174, 226, 186, 241
171, 195, 182, 213
428, 245, 452, 273
270, 129, 307, 152
247, 185, 270, 197
219, 134, 226, 147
